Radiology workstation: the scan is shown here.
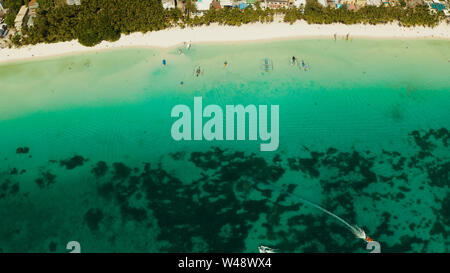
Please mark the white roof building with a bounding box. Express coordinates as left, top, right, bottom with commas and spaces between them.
14, 5, 28, 31
162, 0, 176, 9
366, 0, 382, 5
317, 0, 328, 6
293, 0, 307, 7
66, 0, 81, 5
196, 0, 213, 10
219, 0, 233, 6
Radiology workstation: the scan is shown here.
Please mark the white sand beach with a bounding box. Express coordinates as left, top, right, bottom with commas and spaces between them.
0, 20, 449, 64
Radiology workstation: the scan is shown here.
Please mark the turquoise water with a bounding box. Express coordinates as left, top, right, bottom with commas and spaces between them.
0, 39, 449, 252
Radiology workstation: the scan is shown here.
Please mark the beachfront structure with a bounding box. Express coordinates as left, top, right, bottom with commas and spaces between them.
327, 0, 336, 7
14, 5, 28, 31
293, 0, 307, 7
341, 0, 370, 8
426, 0, 450, 16
66, 0, 81, 5
196, 0, 213, 10
406, 0, 424, 7
220, 0, 233, 7
266, 0, 290, 9
347, 2, 358, 9
353, 0, 367, 6
211, 0, 222, 9
162, 0, 176, 9
27, 0, 39, 27
366, 0, 382, 5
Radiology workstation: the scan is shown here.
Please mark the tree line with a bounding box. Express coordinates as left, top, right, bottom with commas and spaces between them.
286, 0, 444, 27
11, 0, 447, 47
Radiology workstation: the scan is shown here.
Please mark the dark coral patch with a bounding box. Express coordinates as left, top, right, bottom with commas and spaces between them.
0, 179, 19, 199
98, 182, 114, 200
426, 162, 449, 188
60, 155, 88, 170
409, 128, 450, 151
84, 208, 104, 231
91, 161, 108, 178
170, 151, 186, 160
16, 147, 30, 154
49, 242, 57, 252
440, 194, 450, 226
112, 162, 132, 180
35, 171, 56, 189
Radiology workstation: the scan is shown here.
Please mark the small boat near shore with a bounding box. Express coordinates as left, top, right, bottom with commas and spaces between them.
193, 65, 203, 77
261, 58, 273, 72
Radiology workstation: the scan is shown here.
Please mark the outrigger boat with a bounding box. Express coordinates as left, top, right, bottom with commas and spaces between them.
301, 59, 311, 71
194, 65, 203, 77
261, 58, 274, 72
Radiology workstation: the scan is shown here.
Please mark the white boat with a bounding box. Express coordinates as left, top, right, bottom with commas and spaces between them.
258, 245, 276, 253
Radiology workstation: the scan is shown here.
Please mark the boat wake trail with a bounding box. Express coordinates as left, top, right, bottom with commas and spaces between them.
258, 182, 368, 241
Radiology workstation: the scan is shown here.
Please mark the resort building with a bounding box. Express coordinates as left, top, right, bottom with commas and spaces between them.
341, 0, 368, 8
219, 0, 233, 7
292, 0, 307, 7
326, 0, 335, 7
236, 2, 249, 9
211, 0, 222, 9
426, 0, 450, 16
266, 0, 291, 9
27, 0, 39, 27
162, 0, 176, 9
66, 0, 81, 5
366, 0, 382, 6
196, 0, 213, 10
348, 2, 358, 10
354, 0, 367, 6
14, 5, 28, 31
405, 0, 424, 7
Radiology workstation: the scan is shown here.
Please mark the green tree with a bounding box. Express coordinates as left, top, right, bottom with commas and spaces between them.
184, 0, 197, 18
5, 13, 16, 27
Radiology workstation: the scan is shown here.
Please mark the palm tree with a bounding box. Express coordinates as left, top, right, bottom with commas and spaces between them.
184, 0, 197, 18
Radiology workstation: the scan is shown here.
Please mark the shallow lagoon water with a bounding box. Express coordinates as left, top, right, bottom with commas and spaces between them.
0, 39, 449, 252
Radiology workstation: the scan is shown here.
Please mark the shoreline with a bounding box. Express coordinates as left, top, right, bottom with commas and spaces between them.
1, 21, 449, 64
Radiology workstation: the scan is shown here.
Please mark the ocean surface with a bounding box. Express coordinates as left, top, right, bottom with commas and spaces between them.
0, 39, 449, 253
